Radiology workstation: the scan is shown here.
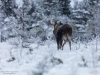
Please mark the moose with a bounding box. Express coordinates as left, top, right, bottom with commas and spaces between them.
53, 21, 72, 50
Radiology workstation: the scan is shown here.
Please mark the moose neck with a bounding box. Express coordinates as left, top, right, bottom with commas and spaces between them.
54, 24, 60, 35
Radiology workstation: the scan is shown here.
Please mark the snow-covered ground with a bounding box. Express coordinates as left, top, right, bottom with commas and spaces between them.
0, 39, 100, 75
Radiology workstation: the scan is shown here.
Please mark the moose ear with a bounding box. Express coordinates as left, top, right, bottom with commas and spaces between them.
54, 24, 56, 28
59, 21, 63, 25
54, 20, 57, 24
52, 19, 57, 24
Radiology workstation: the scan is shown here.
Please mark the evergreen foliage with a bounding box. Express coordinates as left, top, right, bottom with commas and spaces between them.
1, 0, 17, 17
59, 0, 71, 16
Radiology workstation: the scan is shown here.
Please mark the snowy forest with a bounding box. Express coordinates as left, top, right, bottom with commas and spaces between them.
0, 0, 100, 75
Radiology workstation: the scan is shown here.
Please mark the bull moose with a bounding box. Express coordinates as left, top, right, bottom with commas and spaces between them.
53, 21, 72, 50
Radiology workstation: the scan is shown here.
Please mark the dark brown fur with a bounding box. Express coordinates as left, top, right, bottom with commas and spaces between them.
53, 22, 72, 50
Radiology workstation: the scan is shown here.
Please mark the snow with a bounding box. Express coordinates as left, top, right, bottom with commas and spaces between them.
71, 0, 83, 8
4, 18, 10, 22
15, 0, 24, 8
1, 0, 100, 74
0, 39, 100, 75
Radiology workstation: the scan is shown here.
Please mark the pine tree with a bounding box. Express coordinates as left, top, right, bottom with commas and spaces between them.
41, 0, 60, 16
70, 0, 92, 41
1, 0, 17, 18
59, 0, 71, 16
88, 0, 99, 6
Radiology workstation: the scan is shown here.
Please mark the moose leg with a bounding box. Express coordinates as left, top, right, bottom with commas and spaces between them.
57, 41, 59, 50
56, 38, 60, 50
62, 39, 67, 50
69, 41, 71, 50
59, 40, 63, 50
68, 36, 71, 50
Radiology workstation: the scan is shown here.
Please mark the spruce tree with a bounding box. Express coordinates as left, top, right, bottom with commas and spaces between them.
59, 0, 71, 16
1, 0, 17, 18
